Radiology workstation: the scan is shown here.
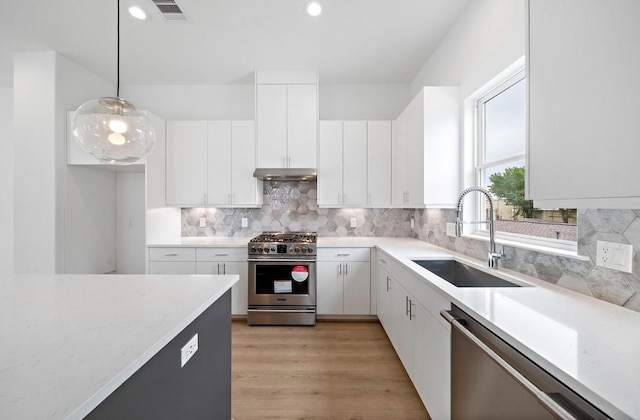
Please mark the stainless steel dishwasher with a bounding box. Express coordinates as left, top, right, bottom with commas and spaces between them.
441, 305, 610, 420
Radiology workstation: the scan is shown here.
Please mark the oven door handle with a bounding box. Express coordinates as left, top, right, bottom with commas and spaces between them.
247, 308, 316, 313
247, 258, 316, 263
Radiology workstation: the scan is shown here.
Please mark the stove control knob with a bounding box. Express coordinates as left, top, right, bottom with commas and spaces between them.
288, 247, 294, 253
250, 247, 256, 253
270, 247, 276, 252
307, 246, 314, 253
295, 247, 301, 253
301, 247, 307, 253
264, 247, 269, 253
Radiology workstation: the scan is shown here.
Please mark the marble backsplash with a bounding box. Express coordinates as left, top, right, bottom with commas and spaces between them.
181, 181, 414, 237
181, 181, 640, 312
414, 208, 640, 312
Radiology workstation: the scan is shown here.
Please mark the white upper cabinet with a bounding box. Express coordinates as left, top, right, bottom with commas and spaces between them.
166, 121, 209, 205
527, 0, 640, 208
367, 121, 392, 207
318, 121, 343, 206
392, 86, 460, 208
256, 84, 287, 167
166, 120, 262, 207
317, 120, 368, 207
255, 71, 318, 168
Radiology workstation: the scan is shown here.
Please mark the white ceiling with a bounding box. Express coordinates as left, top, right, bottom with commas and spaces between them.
0, 0, 470, 87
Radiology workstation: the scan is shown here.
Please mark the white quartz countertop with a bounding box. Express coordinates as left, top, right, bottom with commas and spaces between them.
145, 235, 640, 417
0, 273, 238, 420
374, 238, 640, 420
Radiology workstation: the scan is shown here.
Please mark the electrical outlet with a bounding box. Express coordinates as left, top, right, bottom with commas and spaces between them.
350, 218, 357, 228
446, 223, 458, 237
181, 333, 198, 368
596, 240, 633, 273
410, 218, 415, 229
199, 217, 206, 228
241, 218, 248, 228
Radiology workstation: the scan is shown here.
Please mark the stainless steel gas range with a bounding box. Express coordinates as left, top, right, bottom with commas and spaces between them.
247, 232, 317, 326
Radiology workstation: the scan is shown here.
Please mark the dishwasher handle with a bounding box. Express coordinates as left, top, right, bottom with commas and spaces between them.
440, 310, 577, 420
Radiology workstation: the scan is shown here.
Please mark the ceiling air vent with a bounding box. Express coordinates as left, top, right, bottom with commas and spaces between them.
152, 0, 188, 21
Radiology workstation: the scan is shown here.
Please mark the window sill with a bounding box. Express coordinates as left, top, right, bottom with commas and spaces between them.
463, 233, 591, 261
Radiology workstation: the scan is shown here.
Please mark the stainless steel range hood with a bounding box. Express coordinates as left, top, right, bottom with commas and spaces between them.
252, 168, 317, 181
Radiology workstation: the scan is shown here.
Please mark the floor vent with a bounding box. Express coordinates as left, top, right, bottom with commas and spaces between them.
152, 0, 188, 21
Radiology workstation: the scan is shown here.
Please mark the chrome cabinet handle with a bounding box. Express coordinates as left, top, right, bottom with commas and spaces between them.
440, 310, 577, 420
338, 263, 342, 276
222, 263, 226, 274
344, 262, 348, 276
409, 300, 415, 320
405, 296, 410, 316
164, 253, 178, 257
379, 258, 386, 264
203, 193, 207, 204
337, 253, 350, 257
215, 253, 229, 257
386, 276, 390, 292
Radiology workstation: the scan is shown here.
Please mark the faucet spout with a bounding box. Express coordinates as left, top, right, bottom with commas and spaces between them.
455, 187, 502, 269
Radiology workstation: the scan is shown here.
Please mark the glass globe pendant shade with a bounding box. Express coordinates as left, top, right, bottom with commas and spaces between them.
72, 97, 156, 165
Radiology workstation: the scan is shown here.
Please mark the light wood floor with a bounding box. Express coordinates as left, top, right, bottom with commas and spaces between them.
231, 320, 430, 420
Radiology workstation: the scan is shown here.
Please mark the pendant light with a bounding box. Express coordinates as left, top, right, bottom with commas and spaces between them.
71, 0, 156, 165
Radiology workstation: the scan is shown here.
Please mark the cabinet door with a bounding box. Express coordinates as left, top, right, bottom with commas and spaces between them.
527, 0, 640, 207
391, 278, 413, 374
317, 261, 344, 314
223, 261, 248, 316
343, 261, 370, 315
231, 121, 260, 206
392, 118, 408, 206
405, 93, 425, 206
256, 84, 287, 167
317, 121, 343, 206
287, 84, 317, 168
412, 300, 451, 420
149, 261, 196, 274
377, 262, 393, 335
166, 121, 208, 205
342, 121, 367, 206
196, 260, 248, 316
207, 121, 232, 205
367, 121, 392, 206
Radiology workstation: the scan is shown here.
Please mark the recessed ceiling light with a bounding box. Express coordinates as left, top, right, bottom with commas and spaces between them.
306, 1, 322, 17
128, 6, 148, 20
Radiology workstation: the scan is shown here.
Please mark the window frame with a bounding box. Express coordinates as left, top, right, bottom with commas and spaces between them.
465, 61, 577, 254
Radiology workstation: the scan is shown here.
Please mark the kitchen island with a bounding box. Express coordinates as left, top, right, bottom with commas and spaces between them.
0, 273, 238, 419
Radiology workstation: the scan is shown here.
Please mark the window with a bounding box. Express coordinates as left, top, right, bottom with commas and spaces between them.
470, 65, 577, 250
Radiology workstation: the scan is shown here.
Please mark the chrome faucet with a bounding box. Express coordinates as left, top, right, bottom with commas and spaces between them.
455, 187, 502, 269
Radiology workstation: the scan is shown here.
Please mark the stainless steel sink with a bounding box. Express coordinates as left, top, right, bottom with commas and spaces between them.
411, 259, 521, 288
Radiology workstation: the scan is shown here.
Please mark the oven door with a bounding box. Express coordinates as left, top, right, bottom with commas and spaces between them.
248, 259, 316, 307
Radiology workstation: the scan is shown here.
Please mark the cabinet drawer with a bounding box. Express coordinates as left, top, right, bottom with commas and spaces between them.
148, 261, 196, 274
317, 247, 370, 262
196, 247, 247, 262
149, 247, 196, 262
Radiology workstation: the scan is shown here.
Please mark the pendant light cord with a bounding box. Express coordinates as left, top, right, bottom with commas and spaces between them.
116, 0, 120, 98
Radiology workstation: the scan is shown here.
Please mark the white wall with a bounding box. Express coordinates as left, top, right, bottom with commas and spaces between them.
64, 167, 116, 273
410, 0, 525, 99
13, 52, 114, 273
116, 172, 145, 274
123, 83, 409, 121
0, 88, 13, 274
13, 52, 58, 273
318, 84, 410, 120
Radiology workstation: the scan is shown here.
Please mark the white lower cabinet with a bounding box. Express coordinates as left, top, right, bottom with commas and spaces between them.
195, 248, 248, 316
148, 247, 248, 316
377, 252, 451, 419
317, 247, 371, 315
148, 247, 196, 274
